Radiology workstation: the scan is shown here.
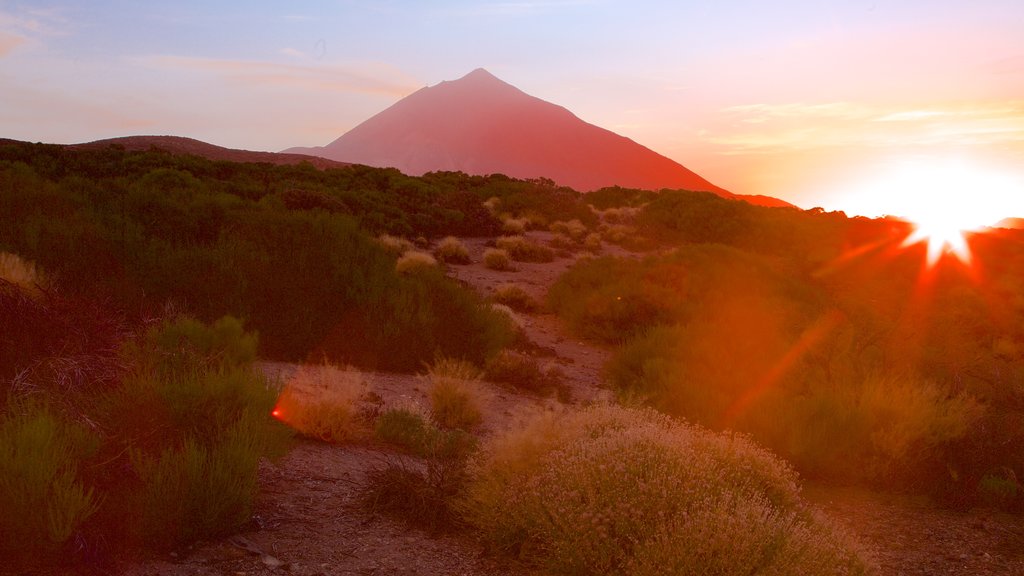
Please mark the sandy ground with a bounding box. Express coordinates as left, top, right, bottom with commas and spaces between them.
87, 232, 1024, 575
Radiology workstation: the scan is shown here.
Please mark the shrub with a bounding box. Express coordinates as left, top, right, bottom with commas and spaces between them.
492, 283, 540, 313
549, 219, 588, 241
495, 235, 555, 263
0, 251, 47, 294
548, 233, 576, 251
501, 217, 528, 235
434, 236, 472, 265
375, 405, 477, 460
139, 315, 258, 374
462, 405, 872, 575
0, 401, 99, 560
583, 232, 603, 253
130, 416, 265, 548
484, 350, 564, 397
362, 457, 468, 533
272, 365, 369, 442
377, 234, 415, 255
483, 248, 515, 271
395, 250, 438, 274
426, 358, 485, 431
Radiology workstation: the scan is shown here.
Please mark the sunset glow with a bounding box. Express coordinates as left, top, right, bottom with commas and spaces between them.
1, 2, 1023, 218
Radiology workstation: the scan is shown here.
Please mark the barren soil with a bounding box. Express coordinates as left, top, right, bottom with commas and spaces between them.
59, 232, 1024, 575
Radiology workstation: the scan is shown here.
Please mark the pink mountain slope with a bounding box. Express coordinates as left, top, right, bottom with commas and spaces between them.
285, 69, 791, 208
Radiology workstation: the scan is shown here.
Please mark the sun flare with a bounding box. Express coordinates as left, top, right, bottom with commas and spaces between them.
829, 158, 1023, 264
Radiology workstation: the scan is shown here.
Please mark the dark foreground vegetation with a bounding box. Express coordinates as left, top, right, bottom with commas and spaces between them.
551, 187, 1024, 510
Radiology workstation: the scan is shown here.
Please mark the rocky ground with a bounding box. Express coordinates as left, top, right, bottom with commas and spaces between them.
92, 233, 1024, 575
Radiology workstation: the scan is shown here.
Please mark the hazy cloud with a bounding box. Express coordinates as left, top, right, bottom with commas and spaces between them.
140, 56, 420, 98
708, 101, 1024, 155
0, 32, 25, 57
469, 0, 598, 16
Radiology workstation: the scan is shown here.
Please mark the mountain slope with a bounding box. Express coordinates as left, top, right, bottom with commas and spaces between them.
73, 135, 348, 169
285, 69, 789, 207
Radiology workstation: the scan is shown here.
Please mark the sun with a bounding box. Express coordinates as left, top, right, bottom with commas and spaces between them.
829, 158, 1023, 265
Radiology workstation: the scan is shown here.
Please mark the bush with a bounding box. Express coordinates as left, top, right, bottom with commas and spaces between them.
426, 358, 485, 430
0, 251, 48, 294
483, 248, 515, 271
377, 234, 415, 255
583, 232, 603, 253
395, 250, 438, 274
375, 405, 477, 460
495, 235, 555, 263
484, 350, 564, 397
434, 236, 472, 265
272, 365, 369, 442
549, 219, 588, 241
500, 217, 528, 235
492, 283, 540, 313
462, 405, 872, 575
0, 401, 99, 560
130, 416, 265, 547
362, 457, 468, 533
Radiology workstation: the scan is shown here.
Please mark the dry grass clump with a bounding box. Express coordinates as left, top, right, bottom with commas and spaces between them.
501, 217, 528, 235
492, 283, 540, 313
426, 358, 486, 431
583, 232, 603, 253
483, 248, 516, 271
433, 236, 472, 265
549, 219, 588, 241
484, 350, 565, 398
462, 405, 873, 576
0, 252, 48, 295
377, 234, 415, 256
548, 233, 576, 251
395, 250, 438, 274
273, 365, 369, 442
495, 235, 555, 263
362, 457, 468, 533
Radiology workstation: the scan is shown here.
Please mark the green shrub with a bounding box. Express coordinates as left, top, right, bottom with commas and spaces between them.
495, 235, 556, 263
462, 405, 872, 575
483, 248, 515, 271
434, 236, 472, 265
139, 315, 258, 375
484, 350, 565, 397
375, 406, 477, 460
0, 401, 100, 560
492, 283, 541, 313
130, 415, 264, 548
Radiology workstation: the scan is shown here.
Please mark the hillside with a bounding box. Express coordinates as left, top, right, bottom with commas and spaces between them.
285, 69, 791, 208
71, 135, 348, 169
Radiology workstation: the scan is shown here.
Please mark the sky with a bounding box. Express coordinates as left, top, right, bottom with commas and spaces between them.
2, 0, 1024, 218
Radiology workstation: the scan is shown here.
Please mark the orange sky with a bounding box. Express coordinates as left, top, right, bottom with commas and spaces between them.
2, 1, 1023, 219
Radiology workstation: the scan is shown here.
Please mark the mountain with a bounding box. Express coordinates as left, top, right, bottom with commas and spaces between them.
285, 69, 790, 207
72, 136, 348, 169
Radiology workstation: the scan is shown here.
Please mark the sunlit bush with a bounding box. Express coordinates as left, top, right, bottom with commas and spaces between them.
272, 365, 369, 443
434, 236, 472, 265
495, 235, 556, 263
377, 234, 415, 256
0, 251, 48, 295
483, 248, 515, 271
549, 219, 588, 241
426, 358, 486, 431
462, 405, 872, 575
492, 283, 541, 313
395, 250, 438, 274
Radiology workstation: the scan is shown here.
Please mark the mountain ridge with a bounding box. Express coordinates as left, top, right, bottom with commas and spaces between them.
70, 135, 348, 169
285, 69, 792, 208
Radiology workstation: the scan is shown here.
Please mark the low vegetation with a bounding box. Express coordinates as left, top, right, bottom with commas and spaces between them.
433, 236, 472, 265
495, 235, 556, 263
272, 365, 370, 442
462, 405, 873, 575
491, 283, 541, 313
550, 198, 1024, 509
483, 247, 515, 271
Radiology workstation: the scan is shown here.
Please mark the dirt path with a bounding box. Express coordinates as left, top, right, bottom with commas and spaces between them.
117, 232, 1024, 576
